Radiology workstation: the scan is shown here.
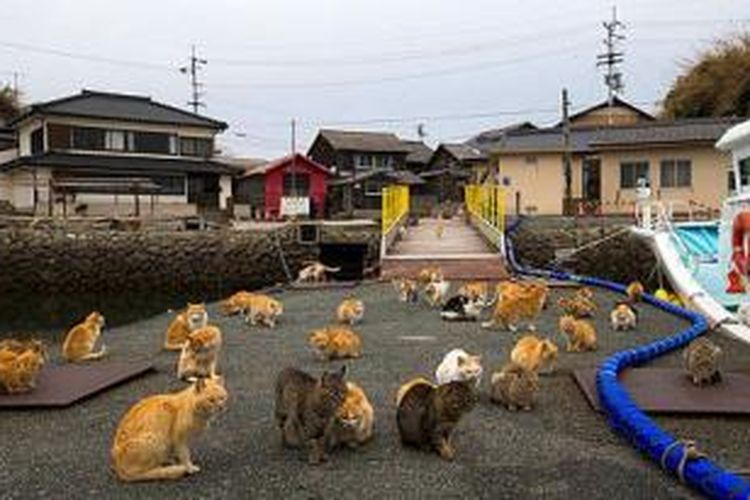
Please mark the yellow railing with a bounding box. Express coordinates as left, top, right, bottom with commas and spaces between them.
381, 185, 409, 235
465, 184, 505, 234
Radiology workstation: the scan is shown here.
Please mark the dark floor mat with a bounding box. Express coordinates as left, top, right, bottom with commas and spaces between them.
0, 361, 154, 408
573, 368, 750, 414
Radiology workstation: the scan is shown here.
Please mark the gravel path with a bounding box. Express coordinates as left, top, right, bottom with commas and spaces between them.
2, 282, 750, 499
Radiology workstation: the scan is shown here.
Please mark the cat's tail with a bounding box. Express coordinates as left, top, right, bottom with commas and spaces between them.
321, 266, 341, 273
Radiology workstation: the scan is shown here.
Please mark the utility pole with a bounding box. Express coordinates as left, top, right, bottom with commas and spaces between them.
597, 6, 626, 124
180, 45, 207, 113
12, 72, 19, 103
562, 88, 573, 216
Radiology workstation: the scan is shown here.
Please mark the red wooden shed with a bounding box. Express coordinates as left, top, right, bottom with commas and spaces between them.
241, 153, 331, 219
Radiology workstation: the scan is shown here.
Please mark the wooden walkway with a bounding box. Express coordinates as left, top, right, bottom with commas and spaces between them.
381, 217, 507, 280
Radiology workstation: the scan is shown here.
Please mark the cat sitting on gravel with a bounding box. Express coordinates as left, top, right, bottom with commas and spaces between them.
164, 304, 208, 351
559, 315, 598, 352
424, 278, 451, 307
610, 302, 638, 331
0, 340, 46, 394
396, 378, 477, 461
683, 337, 722, 386
308, 327, 363, 361
440, 295, 483, 321
275, 366, 348, 465
111, 377, 228, 482
336, 297, 365, 325
392, 278, 419, 303
177, 325, 222, 381
510, 335, 558, 374
490, 362, 539, 411
435, 349, 483, 387
62, 311, 108, 362
330, 381, 374, 449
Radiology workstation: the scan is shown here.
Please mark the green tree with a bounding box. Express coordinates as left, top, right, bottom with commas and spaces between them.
661, 34, 750, 119
0, 85, 20, 123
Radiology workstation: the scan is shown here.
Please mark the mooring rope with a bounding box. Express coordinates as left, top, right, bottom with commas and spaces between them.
272, 226, 294, 284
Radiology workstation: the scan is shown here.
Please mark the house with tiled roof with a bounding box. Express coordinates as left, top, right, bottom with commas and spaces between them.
0, 90, 237, 217
474, 99, 741, 216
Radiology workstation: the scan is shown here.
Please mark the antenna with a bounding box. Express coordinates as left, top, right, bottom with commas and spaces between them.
596, 6, 626, 109
417, 123, 427, 140
179, 45, 207, 113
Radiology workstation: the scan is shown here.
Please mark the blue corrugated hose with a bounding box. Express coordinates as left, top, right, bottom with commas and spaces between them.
505, 217, 750, 499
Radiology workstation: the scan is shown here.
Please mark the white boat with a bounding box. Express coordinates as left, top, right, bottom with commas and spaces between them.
632, 118, 750, 344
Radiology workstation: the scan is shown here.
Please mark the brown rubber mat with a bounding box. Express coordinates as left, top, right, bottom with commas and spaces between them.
573, 368, 750, 414
0, 360, 154, 408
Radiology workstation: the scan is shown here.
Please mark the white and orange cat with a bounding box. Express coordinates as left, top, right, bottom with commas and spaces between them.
435, 349, 483, 387
62, 312, 107, 362
336, 297, 365, 325
297, 261, 341, 283
177, 325, 222, 381
424, 278, 451, 307
510, 335, 559, 374
219, 291, 256, 316
243, 294, 284, 328
559, 315, 598, 352
308, 326, 363, 360
164, 304, 208, 351
111, 377, 229, 482
330, 381, 374, 449
482, 281, 548, 331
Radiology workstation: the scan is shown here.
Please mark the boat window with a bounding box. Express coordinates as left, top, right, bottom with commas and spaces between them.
739, 157, 750, 191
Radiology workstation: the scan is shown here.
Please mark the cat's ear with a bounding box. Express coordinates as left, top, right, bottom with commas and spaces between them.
457, 355, 466, 367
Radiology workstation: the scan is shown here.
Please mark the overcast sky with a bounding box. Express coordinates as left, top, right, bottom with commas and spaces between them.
1, 0, 748, 159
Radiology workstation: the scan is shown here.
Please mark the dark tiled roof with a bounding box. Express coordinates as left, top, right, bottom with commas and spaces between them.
567, 96, 655, 124
480, 118, 742, 154
401, 140, 433, 165
327, 168, 424, 186
318, 129, 410, 153
12, 90, 228, 130
0, 152, 239, 175
419, 168, 472, 179
467, 122, 538, 149
439, 143, 487, 161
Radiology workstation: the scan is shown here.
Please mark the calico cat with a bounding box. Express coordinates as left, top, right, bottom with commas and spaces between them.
164, 303, 208, 351
396, 378, 477, 461
274, 366, 347, 465
435, 349, 483, 387
243, 294, 284, 328
308, 327, 363, 360
440, 295, 482, 321
610, 302, 638, 331
559, 315, 597, 352
557, 287, 597, 318
219, 291, 256, 316
330, 381, 374, 449
626, 281, 645, 303
177, 326, 222, 381
297, 262, 341, 283
111, 377, 229, 482
393, 278, 419, 303
683, 337, 722, 386
62, 312, 107, 362
424, 279, 451, 307
510, 335, 558, 374
336, 298, 365, 325
482, 281, 548, 331
457, 281, 490, 305
0, 342, 46, 394
490, 363, 539, 411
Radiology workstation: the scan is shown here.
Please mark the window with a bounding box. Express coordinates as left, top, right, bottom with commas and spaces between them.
620, 161, 649, 189
180, 137, 213, 157
283, 173, 310, 196
374, 155, 393, 168
105, 130, 126, 151
364, 180, 383, 196
30, 127, 44, 154
154, 176, 186, 195
739, 157, 750, 192
660, 159, 692, 188
72, 127, 105, 150
133, 132, 172, 154
47, 124, 72, 149
354, 154, 372, 169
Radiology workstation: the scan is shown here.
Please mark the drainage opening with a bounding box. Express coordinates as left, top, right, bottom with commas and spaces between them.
319, 243, 368, 281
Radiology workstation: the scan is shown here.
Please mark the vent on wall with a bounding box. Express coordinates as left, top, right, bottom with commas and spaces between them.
298, 224, 319, 244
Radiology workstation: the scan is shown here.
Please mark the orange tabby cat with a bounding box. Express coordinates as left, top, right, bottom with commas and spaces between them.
177, 326, 222, 381
243, 294, 284, 328
510, 335, 559, 374
336, 297, 365, 325
392, 278, 419, 303
219, 291, 256, 316
557, 287, 597, 318
626, 281, 645, 303
559, 315, 597, 352
330, 381, 374, 448
482, 282, 548, 331
0, 343, 46, 394
308, 326, 363, 360
458, 281, 490, 304
417, 266, 444, 286
62, 312, 107, 362
111, 377, 228, 482
164, 304, 208, 351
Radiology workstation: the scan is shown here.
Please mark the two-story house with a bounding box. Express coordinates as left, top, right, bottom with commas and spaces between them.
307, 129, 423, 216
0, 90, 237, 217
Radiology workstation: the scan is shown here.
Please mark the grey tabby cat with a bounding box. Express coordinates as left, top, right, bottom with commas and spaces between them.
683, 337, 722, 386
274, 365, 347, 464
490, 363, 539, 411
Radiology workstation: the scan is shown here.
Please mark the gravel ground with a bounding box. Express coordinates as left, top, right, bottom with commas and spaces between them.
2, 282, 750, 499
